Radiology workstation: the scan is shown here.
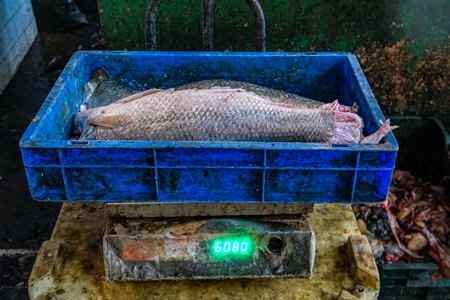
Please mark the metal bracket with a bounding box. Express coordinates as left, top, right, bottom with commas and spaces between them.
145, 0, 266, 51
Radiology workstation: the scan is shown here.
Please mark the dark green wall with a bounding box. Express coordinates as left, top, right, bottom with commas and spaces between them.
97, 0, 450, 54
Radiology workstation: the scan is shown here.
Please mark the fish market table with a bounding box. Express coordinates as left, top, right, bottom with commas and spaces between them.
28, 203, 379, 300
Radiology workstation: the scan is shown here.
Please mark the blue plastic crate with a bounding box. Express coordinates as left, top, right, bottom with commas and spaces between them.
19, 51, 398, 203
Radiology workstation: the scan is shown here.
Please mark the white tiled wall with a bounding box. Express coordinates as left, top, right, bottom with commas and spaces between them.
0, 0, 38, 93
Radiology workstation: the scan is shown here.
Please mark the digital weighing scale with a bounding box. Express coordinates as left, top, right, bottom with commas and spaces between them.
28, 203, 380, 299
103, 204, 315, 281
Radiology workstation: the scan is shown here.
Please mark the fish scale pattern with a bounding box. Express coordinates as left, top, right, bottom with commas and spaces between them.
78, 89, 335, 142
175, 79, 324, 109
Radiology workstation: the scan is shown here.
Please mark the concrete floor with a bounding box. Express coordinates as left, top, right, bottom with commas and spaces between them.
0, 0, 103, 298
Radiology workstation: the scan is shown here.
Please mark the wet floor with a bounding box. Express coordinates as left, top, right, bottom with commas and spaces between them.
0, 0, 103, 298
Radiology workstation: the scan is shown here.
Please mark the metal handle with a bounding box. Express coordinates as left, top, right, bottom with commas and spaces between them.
202, 0, 215, 51
244, 0, 266, 52
145, 0, 164, 51
145, 0, 266, 51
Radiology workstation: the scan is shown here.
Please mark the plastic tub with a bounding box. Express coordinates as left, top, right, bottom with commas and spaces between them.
20, 51, 398, 202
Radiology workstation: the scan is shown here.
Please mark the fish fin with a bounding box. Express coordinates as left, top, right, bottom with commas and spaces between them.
90, 115, 133, 128
115, 88, 164, 104
361, 119, 399, 144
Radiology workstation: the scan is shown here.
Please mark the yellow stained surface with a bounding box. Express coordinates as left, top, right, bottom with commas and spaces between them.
28, 203, 378, 300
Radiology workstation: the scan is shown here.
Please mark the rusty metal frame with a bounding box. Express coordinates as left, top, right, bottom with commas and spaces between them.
145, 0, 266, 51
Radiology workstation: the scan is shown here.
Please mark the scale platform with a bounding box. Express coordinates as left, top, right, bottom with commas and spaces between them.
104, 214, 314, 281
28, 203, 380, 299
104, 203, 315, 281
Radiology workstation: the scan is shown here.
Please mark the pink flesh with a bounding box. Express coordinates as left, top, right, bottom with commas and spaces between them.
385, 251, 404, 264
334, 111, 363, 124
378, 198, 423, 259
70, 128, 82, 140
317, 100, 365, 144
329, 125, 362, 144
361, 119, 399, 144
386, 207, 421, 258
422, 227, 450, 277
318, 100, 359, 113
328, 111, 364, 144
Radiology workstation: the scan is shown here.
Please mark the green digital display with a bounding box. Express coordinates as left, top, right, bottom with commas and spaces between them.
209, 236, 255, 260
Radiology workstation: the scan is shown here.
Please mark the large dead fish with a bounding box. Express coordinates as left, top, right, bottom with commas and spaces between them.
73, 88, 336, 142
175, 79, 324, 109
72, 88, 397, 143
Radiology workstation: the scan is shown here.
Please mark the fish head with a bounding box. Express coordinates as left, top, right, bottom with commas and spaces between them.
72, 110, 96, 140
